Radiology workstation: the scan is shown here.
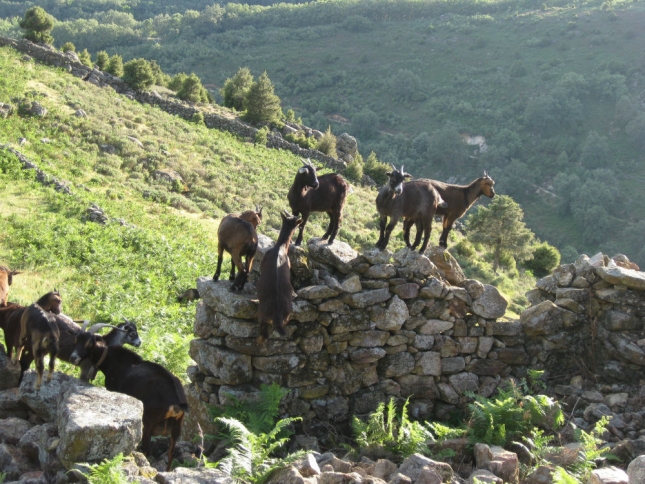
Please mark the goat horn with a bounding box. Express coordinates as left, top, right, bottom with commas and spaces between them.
81, 320, 91, 332
87, 323, 121, 334
300, 158, 309, 166
391, 163, 397, 171
400, 165, 405, 174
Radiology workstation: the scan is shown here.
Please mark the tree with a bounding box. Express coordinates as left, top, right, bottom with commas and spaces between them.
123, 58, 155, 91
243, 71, 282, 125
579, 130, 609, 169
96, 51, 109, 71
177, 73, 210, 103
221, 67, 253, 111
352, 108, 379, 140
19, 6, 55, 45
364, 151, 390, 186
106, 54, 124, 77
168, 72, 188, 92
316, 126, 337, 156
78, 48, 92, 67
466, 195, 535, 271
344, 153, 364, 183
426, 123, 469, 170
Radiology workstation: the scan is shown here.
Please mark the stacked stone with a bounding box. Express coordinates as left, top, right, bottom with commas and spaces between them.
186, 239, 527, 435
521, 252, 645, 383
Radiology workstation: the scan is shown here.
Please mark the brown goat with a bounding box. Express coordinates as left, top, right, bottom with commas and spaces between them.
0, 266, 21, 307
70, 330, 187, 471
177, 288, 200, 303
288, 158, 348, 246
375, 165, 447, 253
14, 291, 63, 389
414, 172, 495, 248
256, 211, 302, 344
213, 207, 262, 291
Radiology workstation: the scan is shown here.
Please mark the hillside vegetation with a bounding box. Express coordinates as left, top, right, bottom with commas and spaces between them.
2, 0, 643, 266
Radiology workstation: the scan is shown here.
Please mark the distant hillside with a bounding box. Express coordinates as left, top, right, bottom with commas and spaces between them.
2, 0, 643, 265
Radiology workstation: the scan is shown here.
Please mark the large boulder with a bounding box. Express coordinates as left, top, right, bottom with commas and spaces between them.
628, 455, 645, 484
189, 339, 253, 385
520, 300, 576, 336
595, 266, 645, 290
335, 133, 358, 158
588, 467, 628, 484
196, 277, 258, 319
425, 247, 465, 284
57, 385, 143, 469
0, 416, 34, 445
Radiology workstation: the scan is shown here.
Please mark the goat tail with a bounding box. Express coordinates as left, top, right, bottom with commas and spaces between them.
274, 318, 287, 336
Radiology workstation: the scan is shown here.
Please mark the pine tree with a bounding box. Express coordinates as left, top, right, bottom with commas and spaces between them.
60, 42, 75, 53
106, 54, 124, 77
177, 73, 210, 103
243, 71, 282, 125
96, 51, 109, 71
466, 195, 535, 272
221, 67, 253, 111
78, 48, 92, 67
19, 6, 55, 45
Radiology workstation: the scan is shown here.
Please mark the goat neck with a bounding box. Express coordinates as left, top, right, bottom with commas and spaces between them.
463, 178, 486, 209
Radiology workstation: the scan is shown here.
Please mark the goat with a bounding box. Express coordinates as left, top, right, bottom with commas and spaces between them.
287, 158, 348, 246
375, 165, 447, 253
1, 302, 141, 381
256, 211, 302, 344
213, 207, 262, 291
418, 172, 496, 248
177, 288, 200, 304
0, 266, 21, 307
70, 329, 187, 472
14, 291, 63, 389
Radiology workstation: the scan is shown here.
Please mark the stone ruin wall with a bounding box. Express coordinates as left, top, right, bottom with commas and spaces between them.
0, 35, 346, 171
184, 240, 645, 439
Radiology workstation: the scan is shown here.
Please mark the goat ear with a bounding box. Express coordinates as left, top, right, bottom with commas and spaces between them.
404, 174, 412, 179
385, 172, 392, 177
298, 167, 308, 174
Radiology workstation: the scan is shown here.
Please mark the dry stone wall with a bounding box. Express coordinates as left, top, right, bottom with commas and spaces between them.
0, 35, 346, 171
185, 239, 530, 437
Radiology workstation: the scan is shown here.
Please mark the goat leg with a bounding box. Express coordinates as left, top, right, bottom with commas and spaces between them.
47, 349, 57, 382
213, 245, 225, 281
327, 212, 342, 244
294, 213, 309, 246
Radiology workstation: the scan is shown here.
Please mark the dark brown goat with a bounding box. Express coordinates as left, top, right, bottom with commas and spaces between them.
70, 331, 187, 471
177, 289, 200, 304
416, 172, 495, 248
14, 291, 63, 389
256, 211, 302, 344
0, 266, 21, 307
287, 158, 348, 246
375, 165, 446, 253
213, 207, 262, 291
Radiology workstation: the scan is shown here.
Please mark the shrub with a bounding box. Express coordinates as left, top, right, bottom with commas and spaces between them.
168, 72, 188, 92
523, 242, 561, 277
221, 67, 253, 111
177, 73, 211, 103
363, 151, 390, 186
344, 153, 364, 183
191, 112, 205, 125
78, 48, 92, 67
106, 54, 124, 77
316, 126, 337, 156
243, 71, 282, 125
255, 126, 269, 146
285, 131, 316, 149
87, 453, 129, 484
19, 6, 55, 45
60, 42, 75, 52
123, 58, 155, 91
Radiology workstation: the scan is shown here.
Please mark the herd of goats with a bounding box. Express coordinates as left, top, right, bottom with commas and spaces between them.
0, 158, 495, 469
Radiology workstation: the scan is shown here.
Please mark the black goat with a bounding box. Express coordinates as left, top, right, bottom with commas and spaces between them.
213, 207, 262, 291
70, 330, 187, 472
287, 158, 348, 246
420, 172, 496, 248
177, 289, 200, 304
256, 211, 302, 343
375, 165, 447, 253
15, 291, 63, 389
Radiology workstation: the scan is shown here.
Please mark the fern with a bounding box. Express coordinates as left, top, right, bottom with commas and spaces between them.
552, 466, 581, 484
351, 397, 434, 460
87, 454, 129, 484
213, 416, 306, 484
211, 383, 288, 435
568, 416, 614, 481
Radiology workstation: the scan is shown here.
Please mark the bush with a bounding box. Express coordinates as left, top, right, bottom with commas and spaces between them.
177, 73, 211, 103
254, 126, 269, 146
344, 153, 364, 183
244, 71, 282, 125
168, 72, 188, 92
60, 42, 75, 53
78, 48, 92, 67
191, 112, 205, 125
19, 6, 55, 45
95, 51, 109, 71
285, 131, 316, 149
221, 67, 253, 111
123, 58, 155, 91
524, 242, 561, 277
364, 152, 390, 186
316, 126, 337, 156
106, 54, 124, 77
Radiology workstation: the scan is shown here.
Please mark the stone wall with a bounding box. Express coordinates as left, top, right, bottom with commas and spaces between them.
185, 239, 526, 438
186, 240, 645, 439
0, 35, 346, 171
522, 252, 645, 384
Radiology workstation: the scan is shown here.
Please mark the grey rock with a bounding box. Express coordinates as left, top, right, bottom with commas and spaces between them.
0, 345, 21, 390
378, 352, 415, 378
468, 469, 503, 484
471, 285, 508, 319
197, 277, 258, 319
155, 467, 234, 483
297, 285, 340, 300
0, 388, 28, 419
57, 385, 143, 469
425, 247, 465, 284
627, 455, 645, 484
20, 372, 90, 422
588, 467, 628, 484
373, 296, 409, 331
342, 288, 391, 308
307, 238, 358, 274
448, 372, 479, 394
520, 300, 576, 336
336, 133, 358, 157
596, 266, 645, 291
189, 340, 252, 385
0, 417, 33, 445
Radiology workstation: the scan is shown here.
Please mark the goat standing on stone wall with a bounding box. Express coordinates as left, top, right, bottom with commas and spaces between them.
288, 158, 348, 246
376, 165, 447, 253
411, 172, 495, 248
213, 207, 262, 291
256, 211, 302, 344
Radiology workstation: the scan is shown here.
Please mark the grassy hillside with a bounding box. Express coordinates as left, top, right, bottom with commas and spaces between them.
2, 0, 643, 265
0, 44, 382, 379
